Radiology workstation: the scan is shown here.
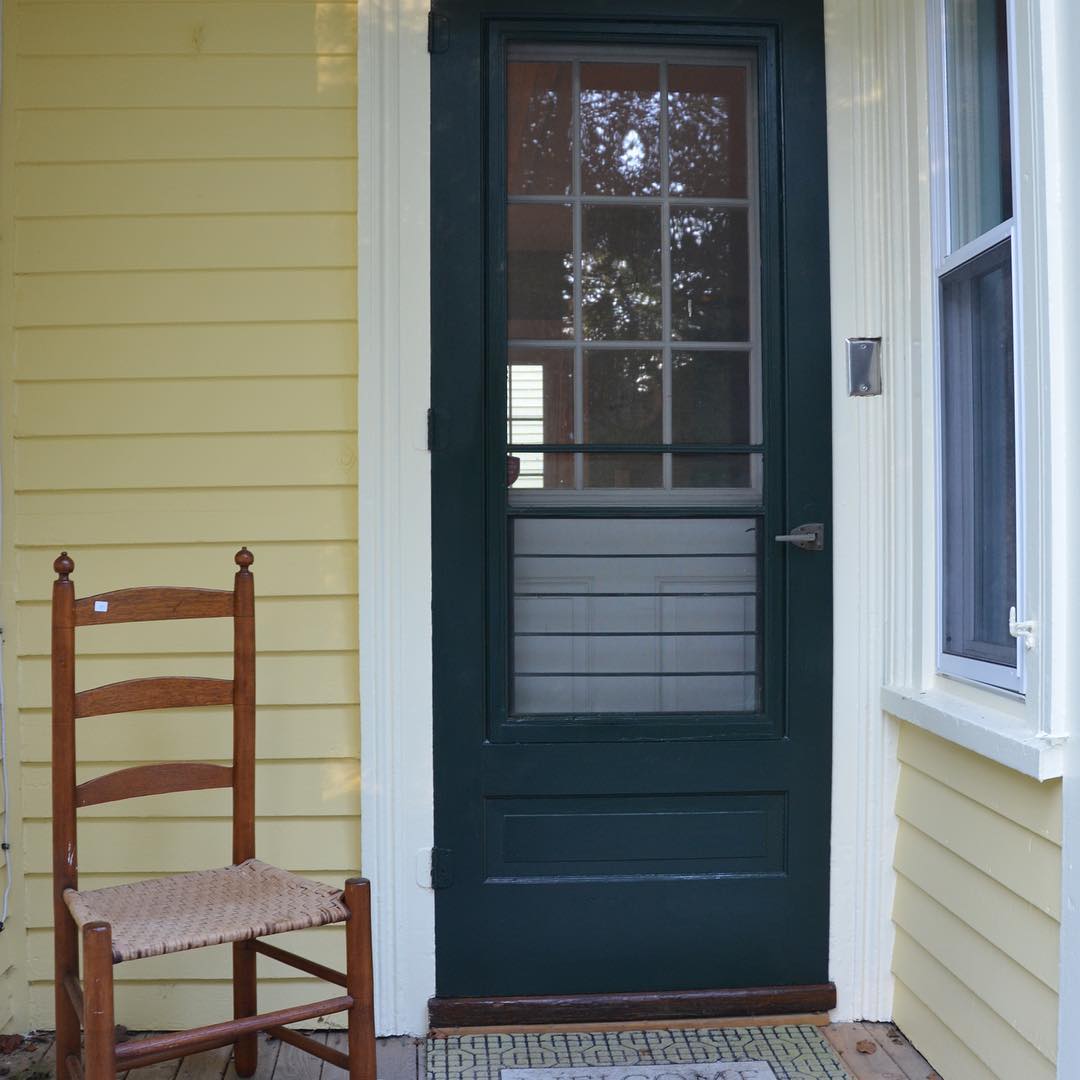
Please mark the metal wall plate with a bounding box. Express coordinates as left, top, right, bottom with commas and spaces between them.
846, 337, 882, 396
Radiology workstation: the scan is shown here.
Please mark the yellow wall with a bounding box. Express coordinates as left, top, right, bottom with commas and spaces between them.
891, 723, 1061, 1079
0, 0, 359, 1030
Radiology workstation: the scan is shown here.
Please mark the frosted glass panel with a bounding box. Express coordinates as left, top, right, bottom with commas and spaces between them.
512, 518, 759, 715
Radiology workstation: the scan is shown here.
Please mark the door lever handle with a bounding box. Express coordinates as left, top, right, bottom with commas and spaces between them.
774, 523, 824, 551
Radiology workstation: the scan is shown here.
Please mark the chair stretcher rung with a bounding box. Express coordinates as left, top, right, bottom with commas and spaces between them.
114, 995, 353, 1069
265, 1026, 350, 1070
62, 973, 84, 1023
252, 938, 347, 987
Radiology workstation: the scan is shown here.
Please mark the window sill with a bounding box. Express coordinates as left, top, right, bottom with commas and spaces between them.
881, 684, 1064, 781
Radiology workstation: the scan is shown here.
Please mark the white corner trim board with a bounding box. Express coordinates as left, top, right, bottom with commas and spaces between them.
357, 0, 436, 1038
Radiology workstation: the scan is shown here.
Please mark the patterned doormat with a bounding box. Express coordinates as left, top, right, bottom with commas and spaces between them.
427, 1028, 849, 1080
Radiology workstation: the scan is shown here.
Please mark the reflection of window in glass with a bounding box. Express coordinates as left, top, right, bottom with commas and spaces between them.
945, 0, 1012, 249
505, 49, 760, 501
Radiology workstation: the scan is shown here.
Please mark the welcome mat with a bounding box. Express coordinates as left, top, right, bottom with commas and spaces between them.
427, 1027, 849, 1080
504, 1063, 779, 1080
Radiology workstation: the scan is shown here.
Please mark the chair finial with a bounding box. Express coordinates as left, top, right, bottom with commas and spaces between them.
54, 551, 74, 581
235, 547, 254, 573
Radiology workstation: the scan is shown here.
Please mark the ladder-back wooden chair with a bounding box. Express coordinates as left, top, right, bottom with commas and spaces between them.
51, 548, 376, 1080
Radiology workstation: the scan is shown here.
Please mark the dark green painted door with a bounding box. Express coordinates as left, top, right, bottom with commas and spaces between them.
431, 1, 832, 997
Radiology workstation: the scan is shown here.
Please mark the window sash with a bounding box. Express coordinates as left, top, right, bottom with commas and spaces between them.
930, 0, 1024, 694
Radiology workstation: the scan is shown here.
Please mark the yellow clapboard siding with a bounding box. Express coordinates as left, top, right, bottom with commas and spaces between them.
895, 821, 1060, 991
16, 215, 356, 273
892, 980, 998, 1080
18, 595, 359, 655
24, 817, 359, 875
21, 759, 359, 819
19, 652, 358, 708
29, 981, 349, 1032
17, 56, 355, 109
14, 268, 356, 327
16, 376, 354, 436
898, 724, 1062, 844
16, 541, 357, 600
5, 0, 359, 1034
16, 107, 356, 164
20, 705, 360, 764
27, 926, 346, 982
892, 876, 1058, 1060
16, 160, 355, 217
892, 928, 1056, 1080
18, 3, 357, 57
895, 763, 1061, 917
13, 322, 357, 381
14, 487, 356, 546
15, 433, 358, 492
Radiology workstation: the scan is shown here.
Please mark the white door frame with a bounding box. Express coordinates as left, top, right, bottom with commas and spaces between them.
356, 0, 903, 1036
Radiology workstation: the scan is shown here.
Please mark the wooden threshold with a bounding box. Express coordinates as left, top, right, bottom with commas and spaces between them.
431, 1011, 831, 1037
427, 984, 837, 1029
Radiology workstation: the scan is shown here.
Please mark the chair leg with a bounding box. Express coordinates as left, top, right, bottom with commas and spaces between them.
54, 913, 81, 1080
344, 878, 377, 1080
83, 922, 116, 1080
233, 940, 258, 1077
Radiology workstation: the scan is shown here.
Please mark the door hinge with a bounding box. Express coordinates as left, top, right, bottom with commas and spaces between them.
427, 12, 449, 54
431, 847, 453, 889
427, 408, 436, 451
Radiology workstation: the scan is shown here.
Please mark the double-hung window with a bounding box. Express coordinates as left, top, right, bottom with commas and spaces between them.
933, 0, 1023, 693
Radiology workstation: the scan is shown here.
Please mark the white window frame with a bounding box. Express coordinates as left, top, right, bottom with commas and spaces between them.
929, 0, 1025, 696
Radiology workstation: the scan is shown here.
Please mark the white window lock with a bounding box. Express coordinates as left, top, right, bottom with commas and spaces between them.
1008, 606, 1036, 650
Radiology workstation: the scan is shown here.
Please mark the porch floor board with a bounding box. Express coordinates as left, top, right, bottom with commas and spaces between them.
822, 1023, 938, 1079
4, 1026, 935, 1080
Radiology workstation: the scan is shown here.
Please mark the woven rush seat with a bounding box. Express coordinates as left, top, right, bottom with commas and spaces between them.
63, 859, 350, 964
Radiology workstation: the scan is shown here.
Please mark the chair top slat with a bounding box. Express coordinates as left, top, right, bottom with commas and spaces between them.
75, 586, 234, 627
75, 676, 234, 719
75, 762, 233, 808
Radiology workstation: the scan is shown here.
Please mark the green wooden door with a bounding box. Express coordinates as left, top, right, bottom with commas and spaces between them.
431, 0, 832, 999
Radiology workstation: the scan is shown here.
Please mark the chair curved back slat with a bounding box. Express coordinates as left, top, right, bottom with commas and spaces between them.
76, 762, 233, 808
75, 676, 234, 719
75, 587, 234, 627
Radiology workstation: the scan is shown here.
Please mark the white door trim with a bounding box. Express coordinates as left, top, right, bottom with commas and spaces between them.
357, 0, 436, 1038
357, 0, 904, 1035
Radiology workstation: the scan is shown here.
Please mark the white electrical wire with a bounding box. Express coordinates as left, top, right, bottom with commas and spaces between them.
0, 628, 11, 930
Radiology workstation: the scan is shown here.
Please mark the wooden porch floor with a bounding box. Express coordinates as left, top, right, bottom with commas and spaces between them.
3, 1024, 937, 1080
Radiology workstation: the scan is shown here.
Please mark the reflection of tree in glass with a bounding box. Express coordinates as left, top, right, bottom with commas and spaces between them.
584, 350, 663, 487
582, 207, 662, 340
668, 68, 747, 198
585, 351, 663, 443
507, 62, 571, 195
670, 209, 750, 341
580, 74, 661, 195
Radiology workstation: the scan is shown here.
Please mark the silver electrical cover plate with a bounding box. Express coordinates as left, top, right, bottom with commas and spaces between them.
846, 337, 882, 396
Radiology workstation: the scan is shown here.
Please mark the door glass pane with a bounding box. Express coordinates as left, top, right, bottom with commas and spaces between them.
504, 48, 764, 720
507, 203, 573, 339
941, 239, 1016, 666
582, 205, 663, 340
512, 518, 760, 714
580, 62, 661, 196
507, 61, 573, 196
670, 207, 750, 341
945, 0, 1012, 249
669, 64, 748, 198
